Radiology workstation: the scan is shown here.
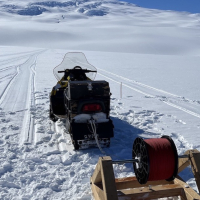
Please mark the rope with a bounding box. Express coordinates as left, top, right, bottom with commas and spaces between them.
89, 118, 127, 162
89, 119, 107, 156
144, 138, 176, 181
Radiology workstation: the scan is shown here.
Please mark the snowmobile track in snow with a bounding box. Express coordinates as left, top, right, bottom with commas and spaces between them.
0, 50, 45, 145
0, 50, 43, 67
98, 68, 200, 119
0, 49, 44, 58
22, 50, 47, 145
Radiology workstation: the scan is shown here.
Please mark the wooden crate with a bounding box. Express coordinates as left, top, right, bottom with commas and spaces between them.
90, 149, 200, 200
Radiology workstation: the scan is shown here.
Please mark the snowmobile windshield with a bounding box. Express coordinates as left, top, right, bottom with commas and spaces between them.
53, 52, 97, 81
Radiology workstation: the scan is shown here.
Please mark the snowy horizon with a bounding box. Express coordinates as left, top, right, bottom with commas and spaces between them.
1, 0, 200, 55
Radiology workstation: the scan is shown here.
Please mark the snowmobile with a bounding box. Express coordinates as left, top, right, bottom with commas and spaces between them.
50, 52, 114, 150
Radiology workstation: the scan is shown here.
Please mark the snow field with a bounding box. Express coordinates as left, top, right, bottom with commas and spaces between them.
1, 0, 200, 55
0, 48, 199, 199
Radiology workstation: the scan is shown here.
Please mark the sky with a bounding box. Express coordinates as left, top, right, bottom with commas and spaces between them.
121, 0, 200, 13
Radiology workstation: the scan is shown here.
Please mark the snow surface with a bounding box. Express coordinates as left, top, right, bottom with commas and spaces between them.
0, 0, 200, 199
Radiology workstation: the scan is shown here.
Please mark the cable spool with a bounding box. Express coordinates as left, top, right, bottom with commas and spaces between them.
132, 136, 178, 184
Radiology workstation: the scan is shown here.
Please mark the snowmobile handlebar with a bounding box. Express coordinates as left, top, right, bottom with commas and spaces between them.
58, 69, 97, 73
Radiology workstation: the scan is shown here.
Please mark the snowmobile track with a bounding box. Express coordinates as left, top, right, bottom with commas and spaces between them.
0, 51, 42, 67
0, 66, 20, 105
0, 50, 45, 145
23, 50, 47, 145
98, 69, 200, 119
0, 49, 44, 58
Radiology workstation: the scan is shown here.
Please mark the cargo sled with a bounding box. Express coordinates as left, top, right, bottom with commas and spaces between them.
50, 52, 114, 150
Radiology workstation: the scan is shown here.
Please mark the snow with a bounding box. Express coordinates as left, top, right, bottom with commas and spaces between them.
0, 0, 200, 199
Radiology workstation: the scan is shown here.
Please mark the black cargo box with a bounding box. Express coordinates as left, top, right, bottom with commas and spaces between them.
64, 80, 111, 118
67, 80, 110, 100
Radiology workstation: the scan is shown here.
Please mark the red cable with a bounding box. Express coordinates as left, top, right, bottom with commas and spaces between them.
144, 138, 175, 181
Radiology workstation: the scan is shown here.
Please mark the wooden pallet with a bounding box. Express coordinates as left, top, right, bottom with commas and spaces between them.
90, 149, 200, 200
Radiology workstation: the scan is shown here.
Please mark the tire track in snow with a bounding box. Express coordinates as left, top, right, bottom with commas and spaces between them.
0, 65, 16, 72
0, 49, 44, 58
23, 55, 37, 144
98, 70, 200, 119
0, 55, 40, 106
0, 71, 17, 82
162, 101, 200, 118
0, 54, 38, 66
0, 50, 45, 145
22, 50, 47, 145
0, 66, 20, 105
98, 68, 180, 97
0, 55, 39, 104
98, 72, 154, 98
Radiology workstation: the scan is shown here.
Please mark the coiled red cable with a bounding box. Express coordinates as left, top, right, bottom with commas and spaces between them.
144, 138, 176, 181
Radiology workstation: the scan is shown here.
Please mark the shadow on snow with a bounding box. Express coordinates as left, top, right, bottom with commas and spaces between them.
77, 116, 195, 184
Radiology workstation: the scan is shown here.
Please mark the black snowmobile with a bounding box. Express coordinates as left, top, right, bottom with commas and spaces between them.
50, 52, 114, 150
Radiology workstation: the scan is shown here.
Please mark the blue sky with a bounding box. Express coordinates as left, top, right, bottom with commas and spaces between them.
121, 0, 200, 13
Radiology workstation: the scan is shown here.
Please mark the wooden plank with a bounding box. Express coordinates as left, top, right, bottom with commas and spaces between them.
177, 149, 198, 174
115, 176, 174, 190
175, 178, 200, 200
176, 176, 190, 200
189, 150, 200, 193
178, 157, 190, 173
91, 183, 105, 200
91, 157, 103, 184
118, 184, 183, 200
100, 156, 118, 200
